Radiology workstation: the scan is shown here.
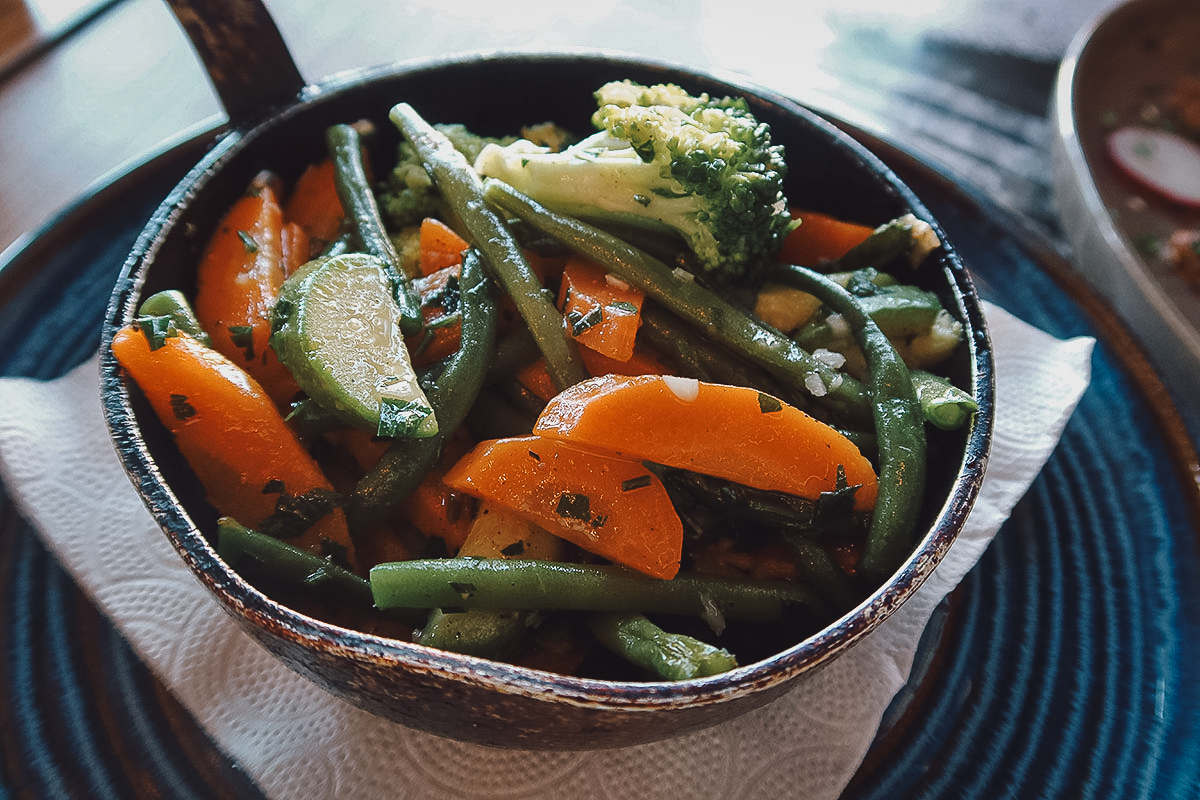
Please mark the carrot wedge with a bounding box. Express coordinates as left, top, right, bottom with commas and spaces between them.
776, 209, 875, 266
533, 374, 878, 511
194, 173, 300, 406
111, 326, 356, 568
443, 435, 683, 579
557, 254, 644, 362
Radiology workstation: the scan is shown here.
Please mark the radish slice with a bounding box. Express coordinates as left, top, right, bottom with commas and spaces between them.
1107, 126, 1200, 207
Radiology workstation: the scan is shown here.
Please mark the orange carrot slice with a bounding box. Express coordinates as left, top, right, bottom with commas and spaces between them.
284, 159, 344, 255
533, 374, 878, 511
517, 343, 674, 402
193, 173, 300, 406
776, 209, 875, 266
418, 217, 469, 276
111, 326, 355, 567
280, 221, 310, 277
557, 254, 643, 362
443, 435, 683, 579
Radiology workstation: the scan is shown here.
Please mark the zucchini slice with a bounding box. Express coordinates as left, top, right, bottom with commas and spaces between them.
271, 253, 438, 438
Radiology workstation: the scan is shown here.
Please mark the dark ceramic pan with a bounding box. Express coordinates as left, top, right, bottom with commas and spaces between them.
98, 0, 993, 749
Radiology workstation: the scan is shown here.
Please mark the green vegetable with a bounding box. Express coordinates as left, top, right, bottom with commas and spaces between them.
389, 102, 588, 392
216, 517, 372, 607
270, 252, 438, 439
416, 607, 527, 659
136, 289, 211, 347
325, 123, 424, 336
776, 264, 927, 581
346, 248, 498, 530
481, 178, 875, 425
370, 558, 822, 623
588, 612, 738, 681
835, 213, 941, 271
377, 123, 517, 230
911, 369, 977, 431
474, 79, 793, 288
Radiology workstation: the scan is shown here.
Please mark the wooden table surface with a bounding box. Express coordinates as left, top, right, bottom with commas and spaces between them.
0, 0, 1122, 262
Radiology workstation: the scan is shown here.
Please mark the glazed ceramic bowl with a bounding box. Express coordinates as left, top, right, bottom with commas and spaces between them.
99, 2, 992, 750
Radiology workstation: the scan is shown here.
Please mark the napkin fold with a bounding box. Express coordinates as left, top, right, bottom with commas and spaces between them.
0, 301, 1092, 800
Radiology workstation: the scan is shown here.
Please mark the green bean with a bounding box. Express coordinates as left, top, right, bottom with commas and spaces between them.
835, 214, 935, 271
136, 290, 211, 347
216, 517, 372, 607
911, 369, 977, 431
775, 264, 927, 580
481, 178, 874, 426
463, 386, 537, 440
389, 103, 588, 392
638, 303, 795, 404
325, 123, 424, 335
794, 284, 946, 352
345, 248, 497, 531
588, 612, 738, 681
782, 534, 864, 615
416, 607, 528, 658
370, 558, 821, 623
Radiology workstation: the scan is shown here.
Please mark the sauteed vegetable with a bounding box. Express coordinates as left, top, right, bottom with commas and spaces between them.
112, 80, 975, 681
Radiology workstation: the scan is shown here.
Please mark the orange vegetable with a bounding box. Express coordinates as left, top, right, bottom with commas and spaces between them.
283, 159, 344, 256
280, 221, 310, 277
406, 264, 463, 366
517, 343, 674, 402
401, 428, 477, 553
776, 209, 875, 266
443, 435, 683, 579
417, 217, 469, 276
533, 374, 878, 512
193, 173, 300, 406
557, 254, 643, 361
111, 326, 355, 568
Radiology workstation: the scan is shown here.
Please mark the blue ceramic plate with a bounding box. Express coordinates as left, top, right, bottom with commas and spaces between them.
0, 119, 1197, 797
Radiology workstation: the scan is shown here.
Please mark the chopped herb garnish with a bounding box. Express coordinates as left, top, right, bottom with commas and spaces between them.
228, 325, 255, 360
607, 300, 638, 315
621, 475, 653, 492
555, 492, 592, 521
377, 397, 434, 438
137, 315, 177, 351
169, 393, 196, 421
449, 581, 477, 597
261, 478, 285, 495
271, 298, 294, 333
318, 534, 351, 569
568, 306, 603, 336
757, 392, 783, 413
528, 449, 541, 461
258, 488, 343, 540
237, 230, 259, 254
500, 541, 526, 557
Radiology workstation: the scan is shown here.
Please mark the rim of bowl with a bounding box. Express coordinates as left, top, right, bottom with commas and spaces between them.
100, 48, 994, 711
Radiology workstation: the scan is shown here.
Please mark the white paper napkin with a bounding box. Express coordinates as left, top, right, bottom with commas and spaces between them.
0, 301, 1092, 800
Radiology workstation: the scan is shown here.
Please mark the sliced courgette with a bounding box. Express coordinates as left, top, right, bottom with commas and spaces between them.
271, 253, 438, 438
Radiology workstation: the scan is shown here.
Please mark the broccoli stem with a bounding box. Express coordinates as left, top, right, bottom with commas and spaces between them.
481, 179, 875, 427
389, 103, 588, 392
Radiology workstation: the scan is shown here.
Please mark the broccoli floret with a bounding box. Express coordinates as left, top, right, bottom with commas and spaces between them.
474, 80, 794, 287
378, 123, 520, 229
378, 122, 572, 231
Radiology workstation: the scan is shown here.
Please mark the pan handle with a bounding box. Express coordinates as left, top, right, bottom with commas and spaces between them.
164, 0, 306, 125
